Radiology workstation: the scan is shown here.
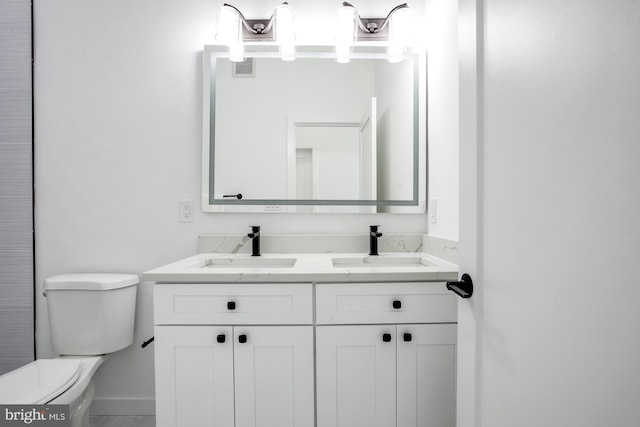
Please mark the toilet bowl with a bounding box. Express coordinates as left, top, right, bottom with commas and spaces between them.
0, 273, 138, 427
0, 357, 104, 427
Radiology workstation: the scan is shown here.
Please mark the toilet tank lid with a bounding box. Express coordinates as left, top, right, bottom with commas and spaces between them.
44, 273, 139, 291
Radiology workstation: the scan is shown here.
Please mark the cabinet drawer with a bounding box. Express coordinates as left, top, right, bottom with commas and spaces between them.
316, 282, 457, 324
155, 283, 313, 325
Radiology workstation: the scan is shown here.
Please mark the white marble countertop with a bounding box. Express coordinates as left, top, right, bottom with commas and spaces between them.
143, 252, 458, 283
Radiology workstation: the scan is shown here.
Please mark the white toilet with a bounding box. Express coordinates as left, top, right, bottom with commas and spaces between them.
0, 273, 138, 427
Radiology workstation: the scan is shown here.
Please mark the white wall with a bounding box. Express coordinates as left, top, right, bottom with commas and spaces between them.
296, 126, 360, 200
469, 0, 640, 426
425, 0, 460, 240
33, 0, 455, 415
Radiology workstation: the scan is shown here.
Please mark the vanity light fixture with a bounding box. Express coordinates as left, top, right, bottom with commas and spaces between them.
215, 2, 296, 62
335, 2, 415, 63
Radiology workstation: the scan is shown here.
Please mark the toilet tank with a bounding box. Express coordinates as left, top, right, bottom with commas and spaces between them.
44, 273, 138, 356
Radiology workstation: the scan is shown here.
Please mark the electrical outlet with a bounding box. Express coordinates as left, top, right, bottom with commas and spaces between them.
429, 199, 438, 223
179, 200, 194, 222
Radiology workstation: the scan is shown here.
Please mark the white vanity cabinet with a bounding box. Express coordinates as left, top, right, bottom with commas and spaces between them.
154, 283, 315, 427
153, 280, 457, 427
315, 283, 457, 427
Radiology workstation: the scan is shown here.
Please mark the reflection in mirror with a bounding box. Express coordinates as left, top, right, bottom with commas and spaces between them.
202, 46, 426, 213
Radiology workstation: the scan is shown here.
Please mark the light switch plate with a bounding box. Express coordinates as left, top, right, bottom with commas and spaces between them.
429, 199, 437, 223
179, 200, 194, 222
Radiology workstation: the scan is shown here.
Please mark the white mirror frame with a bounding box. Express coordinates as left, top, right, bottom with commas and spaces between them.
201, 44, 427, 214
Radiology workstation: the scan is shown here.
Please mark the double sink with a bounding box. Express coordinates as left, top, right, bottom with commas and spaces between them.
143, 251, 458, 283
197, 255, 435, 269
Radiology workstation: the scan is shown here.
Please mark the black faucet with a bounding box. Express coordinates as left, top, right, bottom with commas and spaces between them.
247, 226, 261, 256
369, 225, 383, 256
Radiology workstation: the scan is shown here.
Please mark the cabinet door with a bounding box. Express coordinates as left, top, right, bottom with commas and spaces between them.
397, 324, 457, 427
234, 326, 315, 427
316, 325, 396, 427
154, 326, 234, 427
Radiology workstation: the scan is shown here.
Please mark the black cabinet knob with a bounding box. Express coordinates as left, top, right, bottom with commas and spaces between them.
382, 333, 392, 342
227, 301, 236, 310
216, 334, 226, 343
392, 300, 402, 309
403, 333, 412, 342
238, 334, 247, 344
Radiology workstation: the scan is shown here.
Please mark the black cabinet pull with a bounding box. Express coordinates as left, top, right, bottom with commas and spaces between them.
382, 333, 392, 342
392, 300, 402, 309
403, 333, 412, 342
216, 334, 226, 343
227, 301, 236, 310
238, 334, 247, 344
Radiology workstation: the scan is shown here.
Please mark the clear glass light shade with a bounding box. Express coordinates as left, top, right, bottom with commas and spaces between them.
274, 4, 295, 43
388, 6, 415, 60
389, 7, 415, 43
336, 5, 357, 45
336, 5, 357, 64
274, 3, 296, 60
215, 5, 242, 46
336, 45, 352, 64
280, 43, 295, 61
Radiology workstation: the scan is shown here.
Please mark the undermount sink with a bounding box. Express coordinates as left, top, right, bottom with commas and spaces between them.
200, 257, 297, 269
331, 256, 434, 268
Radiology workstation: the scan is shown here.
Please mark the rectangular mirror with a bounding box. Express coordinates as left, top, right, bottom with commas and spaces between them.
202, 45, 426, 213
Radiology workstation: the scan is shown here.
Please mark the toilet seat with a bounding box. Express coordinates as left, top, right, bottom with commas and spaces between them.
0, 359, 82, 404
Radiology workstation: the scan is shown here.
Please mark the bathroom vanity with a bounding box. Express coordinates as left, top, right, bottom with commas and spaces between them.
144, 236, 459, 427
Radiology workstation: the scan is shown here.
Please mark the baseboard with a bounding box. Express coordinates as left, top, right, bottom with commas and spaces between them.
90, 398, 155, 416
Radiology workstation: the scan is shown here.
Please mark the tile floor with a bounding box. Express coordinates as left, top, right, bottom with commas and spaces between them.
89, 416, 155, 427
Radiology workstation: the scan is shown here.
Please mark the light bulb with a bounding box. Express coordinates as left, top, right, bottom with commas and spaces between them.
387, 44, 404, 63
280, 43, 296, 61
229, 43, 245, 62
336, 44, 351, 64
